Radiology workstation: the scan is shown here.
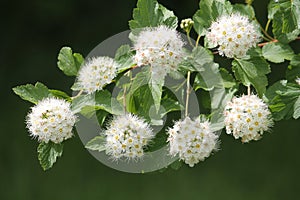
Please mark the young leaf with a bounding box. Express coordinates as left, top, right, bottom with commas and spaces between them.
193, 0, 233, 36
37, 142, 63, 171
12, 82, 50, 104
85, 136, 106, 152
129, 0, 177, 32
262, 42, 295, 63
232, 48, 271, 96
57, 47, 84, 76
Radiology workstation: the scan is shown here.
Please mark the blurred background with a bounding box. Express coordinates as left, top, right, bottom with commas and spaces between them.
1, 0, 299, 199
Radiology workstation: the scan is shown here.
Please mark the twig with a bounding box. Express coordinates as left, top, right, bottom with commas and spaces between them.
195, 35, 201, 47
71, 90, 83, 100
185, 71, 191, 117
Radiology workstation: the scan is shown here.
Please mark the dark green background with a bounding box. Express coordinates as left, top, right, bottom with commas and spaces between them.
1, 0, 299, 199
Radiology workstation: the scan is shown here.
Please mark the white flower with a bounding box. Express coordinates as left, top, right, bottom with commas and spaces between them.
104, 114, 154, 160
77, 56, 118, 94
207, 13, 261, 58
224, 94, 273, 143
296, 77, 300, 85
26, 97, 77, 143
133, 25, 185, 79
167, 117, 219, 167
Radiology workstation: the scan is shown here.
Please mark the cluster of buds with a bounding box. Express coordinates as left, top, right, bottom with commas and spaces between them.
180, 18, 194, 33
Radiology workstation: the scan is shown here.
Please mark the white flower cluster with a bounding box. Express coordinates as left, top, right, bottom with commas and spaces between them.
167, 117, 218, 167
77, 56, 118, 94
134, 25, 185, 79
224, 94, 273, 143
26, 97, 77, 143
105, 114, 155, 160
207, 13, 261, 58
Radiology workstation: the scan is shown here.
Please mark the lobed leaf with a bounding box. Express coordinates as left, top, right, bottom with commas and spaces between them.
13, 82, 50, 104
266, 81, 300, 120
193, 0, 233, 36
114, 44, 135, 73
129, 0, 178, 36
71, 90, 123, 116
37, 142, 63, 171
286, 54, 300, 81
57, 47, 84, 76
268, 0, 300, 43
262, 42, 294, 63
232, 48, 271, 96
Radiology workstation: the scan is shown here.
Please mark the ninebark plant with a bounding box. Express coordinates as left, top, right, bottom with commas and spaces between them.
13, 0, 300, 171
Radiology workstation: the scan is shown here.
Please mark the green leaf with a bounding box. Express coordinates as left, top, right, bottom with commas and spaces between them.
114, 45, 135, 73
268, 0, 300, 43
219, 68, 237, 88
233, 4, 255, 19
71, 90, 123, 116
49, 89, 71, 101
127, 83, 162, 124
148, 73, 164, 112
158, 4, 178, 29
193, 0, 233, 36
129, 67, 163, 112
37, 142, 63, 171
57, 47, 84, 76
70, 82, 82, 91
85, 136, 106, 152
266, 80, 300, 120
286, 54, 300, 81
191, 46, 214, 71
181, 46, 213, 73
232, 48, 271, 96
96, 110, 110, 127
210, 88, 237, 131
12, 82, 50, 104
160, 96, 183, 117
262, 42, 295, 63
194, 63, 223, 91
147, 131, 168, 152
129, 0, 177, 32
